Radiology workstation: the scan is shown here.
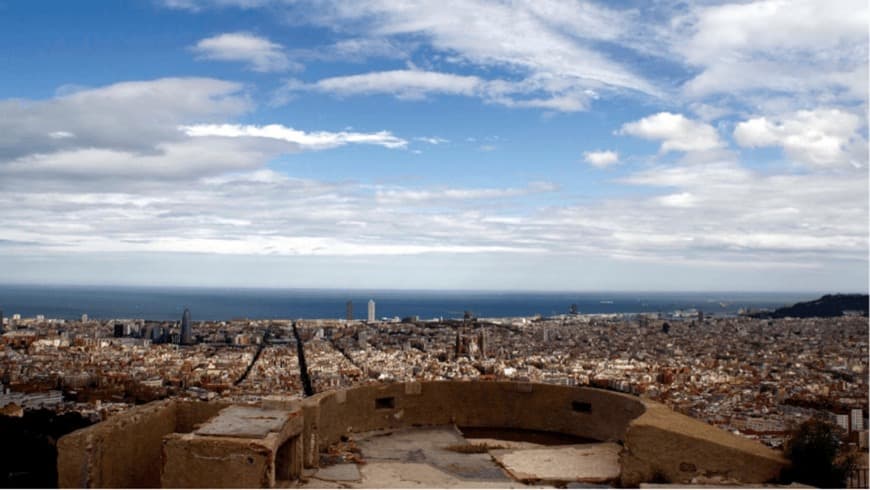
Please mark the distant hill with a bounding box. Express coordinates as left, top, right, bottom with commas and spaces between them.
750, 294, 869, 319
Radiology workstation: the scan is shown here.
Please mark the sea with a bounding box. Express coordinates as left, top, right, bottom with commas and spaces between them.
0, 284, 820, 321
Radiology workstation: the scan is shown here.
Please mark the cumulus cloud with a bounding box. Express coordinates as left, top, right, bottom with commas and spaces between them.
0, 78, 416, 186
734, 108, 867, 168
191, 32, 297, 72
1, 137, 287, 180
619, 113, 723, 153
677, 0, 868, 101
180, 123, 407, 150
0, 77, 250, 161
583, 150, 619, 168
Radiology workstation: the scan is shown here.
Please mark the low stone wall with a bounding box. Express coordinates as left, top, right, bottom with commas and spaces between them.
57, 400, 228, 488
57, 382, 788, 487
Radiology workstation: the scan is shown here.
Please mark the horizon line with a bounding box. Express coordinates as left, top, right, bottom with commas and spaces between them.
0, 282, 862, 296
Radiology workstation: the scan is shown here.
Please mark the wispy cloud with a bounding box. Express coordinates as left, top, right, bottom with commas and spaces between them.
161, 0, 272, 12
180, 123, 408, 150
191, 32, 297, 72
414, 136, 449, 145
375, 182, 557, 205
305, 69, 481, 100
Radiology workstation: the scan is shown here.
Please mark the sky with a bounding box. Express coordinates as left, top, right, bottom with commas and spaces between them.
0, 0, 867, 292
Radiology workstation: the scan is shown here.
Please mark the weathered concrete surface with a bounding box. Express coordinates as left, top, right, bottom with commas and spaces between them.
639, 484, 813, 489
311, 463, 361, 482
491, 443, 621, 484
355, 426, 511, 481
357, 462, 531, 488
175, 400, 230, 434
196, 406, 291, 438
58, 400, 177, 489
162, 433, 275, 488
621, 400, 789, 486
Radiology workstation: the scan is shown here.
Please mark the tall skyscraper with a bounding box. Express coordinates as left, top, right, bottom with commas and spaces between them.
836, 414, 850, 431
180, 308, 193, 345
479, 329, 487, 359
346, 301, 353, 321
367, 299, 376, 322
852, 408, 864, 432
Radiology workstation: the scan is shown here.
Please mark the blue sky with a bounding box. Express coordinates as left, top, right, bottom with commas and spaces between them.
0, 0, 867, 291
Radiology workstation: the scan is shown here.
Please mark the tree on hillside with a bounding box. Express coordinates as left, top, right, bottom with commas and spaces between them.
782, 418, 857, 488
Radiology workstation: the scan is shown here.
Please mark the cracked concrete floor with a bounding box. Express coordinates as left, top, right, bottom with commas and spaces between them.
299, 426, 618, 488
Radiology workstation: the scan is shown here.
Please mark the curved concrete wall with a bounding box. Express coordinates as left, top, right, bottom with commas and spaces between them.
58, 381, 787, 487
307, 381, 645, 452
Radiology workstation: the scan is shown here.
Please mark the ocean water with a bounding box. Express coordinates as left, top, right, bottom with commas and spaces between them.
0, 284, 818, 321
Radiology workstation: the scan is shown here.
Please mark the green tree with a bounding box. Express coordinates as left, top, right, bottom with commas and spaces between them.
782, 418, 856, 488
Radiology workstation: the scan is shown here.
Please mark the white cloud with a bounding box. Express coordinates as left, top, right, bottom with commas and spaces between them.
414, 136, 448, 145
583, 150, 619, 168
1, 138, 282, 180
256, 0, 660, 111
677, 0, 868, 100
329, 0, 656, 95
294, 69, 603, 111
619, 112, 723, 153
161, 0, 272, 11
0, 77, 250, 161
656, 192, 696, 208
734, 108, 866, 168
308, 69, 482, 100
191, 32, 296, 72
375, 182, 556, 205
0, 79, 407, 185
0, 156, 865, 270
180, 123, 407, 150
322, 37, 411, 61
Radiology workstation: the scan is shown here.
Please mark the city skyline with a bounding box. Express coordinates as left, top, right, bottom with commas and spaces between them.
0, 1, 867, 291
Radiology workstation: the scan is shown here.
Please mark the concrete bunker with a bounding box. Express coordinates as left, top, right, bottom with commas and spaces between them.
57, 381, 788, 487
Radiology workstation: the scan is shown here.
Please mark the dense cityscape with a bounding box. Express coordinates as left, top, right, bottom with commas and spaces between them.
2, 302, 867, 453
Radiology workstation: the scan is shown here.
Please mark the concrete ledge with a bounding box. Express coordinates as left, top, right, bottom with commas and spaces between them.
162, 406, 304, 488
621, 401, 788, 486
